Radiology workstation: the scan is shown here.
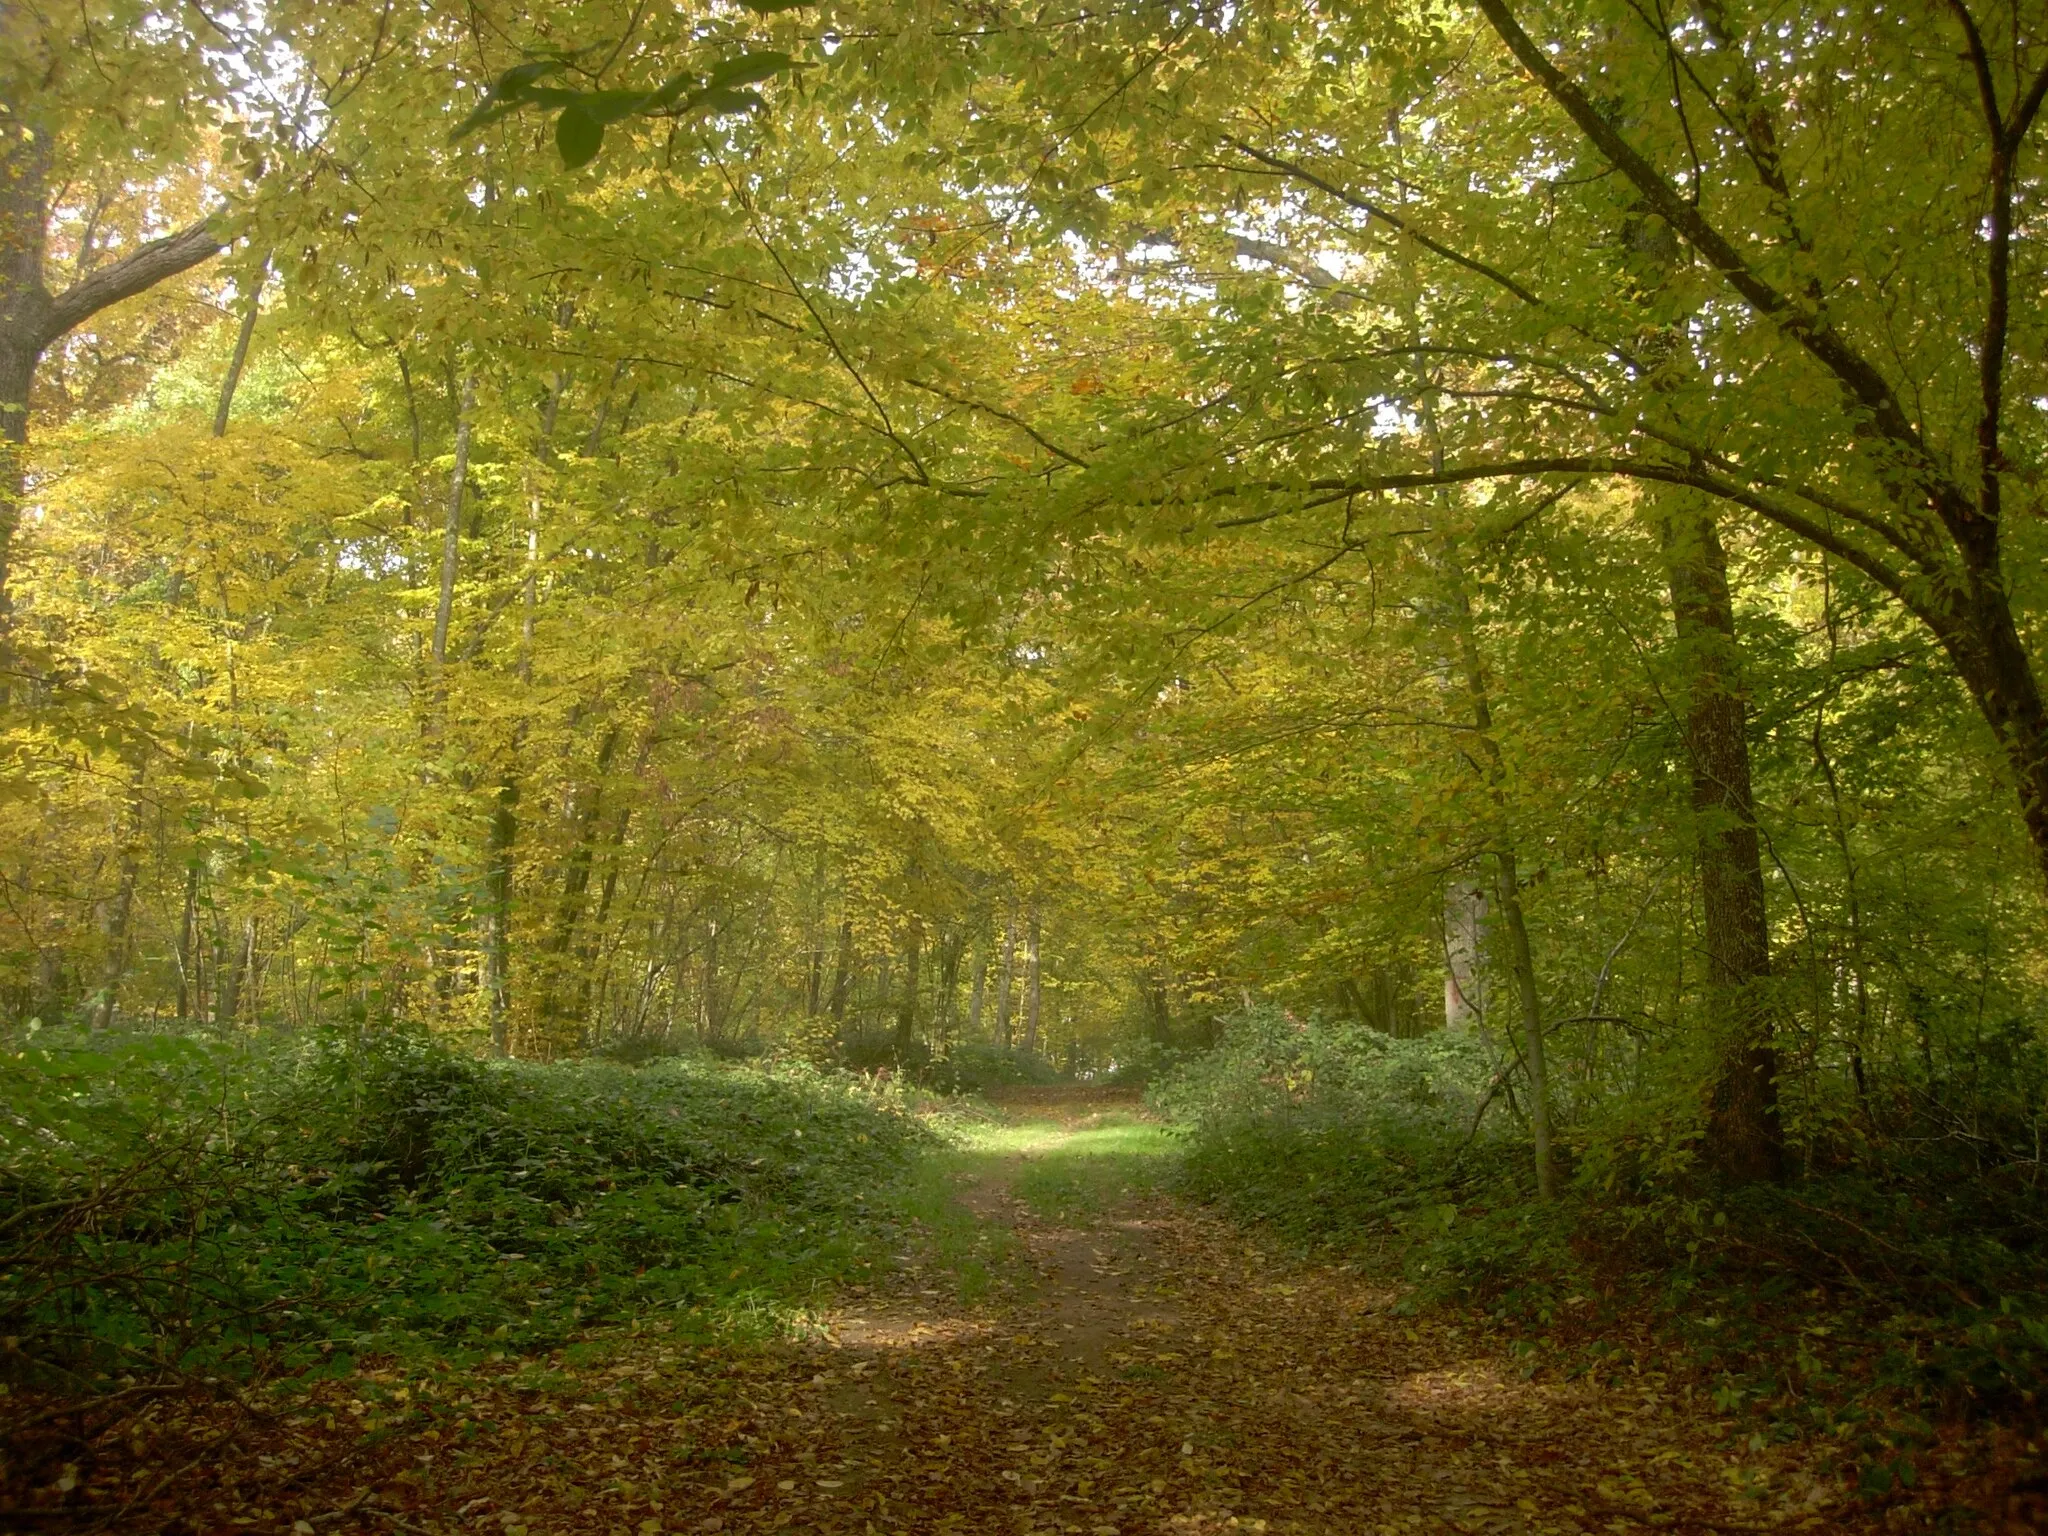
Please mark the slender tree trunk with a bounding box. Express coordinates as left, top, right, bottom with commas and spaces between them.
535, 724, 621, 1034
212, 255, 268, 437
1493, 850, 1557, 1199
1442, 880, 1487, 1030
995, 901, 1018, 1048
1440, 538, 1558, 1198
1022, 905, 1043, 1056
89, 761, 150, 1030
937, 925, 965, 1043
483, 779, 517, 1056
214, 915, 256, 1027
1656, 494, 1785, 1183
966, 928, 988, 1038
431, 376, 477, 669
175, 857, 199, 1019
829, 917, 855, 1022
894, 916, 924, 1056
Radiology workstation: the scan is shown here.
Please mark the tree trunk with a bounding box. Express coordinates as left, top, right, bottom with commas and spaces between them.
995, 901, 1018, 1048
89, 763, 148, 1030
1493, 851, 1557, 1200
829, 917, 854, 1021
534, 724, 620, 1034
1022, 905, 1043, 1056
1441, 539, 1557, 1198
212, 255, 267, 437
175, 857, 200, 1019
894, 916, 924, 1056
431, 376, 477, 668
483, 778, 517, 1056
1442, 879, 1487, 1030
1657, 493, 1785, 1184
966, 928, 988, 1039
936, 925, 965, 1042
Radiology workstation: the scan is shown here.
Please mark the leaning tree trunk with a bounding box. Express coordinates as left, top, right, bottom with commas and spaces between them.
1657, 492, 1784, 1184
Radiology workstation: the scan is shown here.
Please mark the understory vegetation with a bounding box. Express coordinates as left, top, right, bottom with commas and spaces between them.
1164, 1007, 2048, 1467
1, 1027, 935, 1404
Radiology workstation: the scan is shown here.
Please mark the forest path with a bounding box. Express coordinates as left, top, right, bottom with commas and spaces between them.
400, 1093, 1862, 1536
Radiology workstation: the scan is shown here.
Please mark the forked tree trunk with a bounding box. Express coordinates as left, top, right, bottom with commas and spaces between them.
1656, 493, 1785, 1184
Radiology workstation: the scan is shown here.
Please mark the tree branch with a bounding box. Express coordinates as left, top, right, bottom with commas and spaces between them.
1470, 0, 1961, 513
37, 220, 224, 350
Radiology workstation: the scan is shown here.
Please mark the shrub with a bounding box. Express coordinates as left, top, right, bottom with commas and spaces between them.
0, 1025, 935, 1397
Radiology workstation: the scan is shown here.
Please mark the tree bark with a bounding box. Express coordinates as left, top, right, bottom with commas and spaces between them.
1451, 587, 1557, 1196
1442, 879, 1487, 1030
175, 857, 199, 1019
1657, 494, 1785, 1184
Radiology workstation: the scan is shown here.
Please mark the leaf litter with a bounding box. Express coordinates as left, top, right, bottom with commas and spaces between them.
4, 1101, 2040, 1535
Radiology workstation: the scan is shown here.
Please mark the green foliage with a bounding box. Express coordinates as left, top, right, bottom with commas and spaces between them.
0, 1028, 935, 1394
1161, 1007, 2048, 1426
923, 1043, 1063, 1094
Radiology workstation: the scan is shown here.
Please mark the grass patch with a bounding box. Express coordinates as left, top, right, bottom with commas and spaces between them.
978, 1113, 1176, 1223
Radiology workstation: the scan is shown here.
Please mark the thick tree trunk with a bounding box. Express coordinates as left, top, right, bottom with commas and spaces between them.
1657, 495, 1785, 1184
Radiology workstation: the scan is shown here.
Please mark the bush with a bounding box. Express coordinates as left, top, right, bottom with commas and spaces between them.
1152, 1006, 1560, 1297
923, 1041, 1062, 1094
0, 1025, 936, 1397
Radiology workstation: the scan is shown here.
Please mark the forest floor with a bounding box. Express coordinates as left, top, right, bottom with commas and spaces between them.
18, 1090, 2039, 1535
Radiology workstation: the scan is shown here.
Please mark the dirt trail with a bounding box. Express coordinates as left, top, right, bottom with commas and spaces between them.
135, 1097, 1962, 1536
396, 1095, 1878, 1536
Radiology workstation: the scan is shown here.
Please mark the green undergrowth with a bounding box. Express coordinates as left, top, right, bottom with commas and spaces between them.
0, 1025, 943, 1404
1159, 1007, 2048, 1490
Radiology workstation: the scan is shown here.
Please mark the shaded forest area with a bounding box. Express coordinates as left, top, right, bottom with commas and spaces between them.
6, 0, 2048, 1527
